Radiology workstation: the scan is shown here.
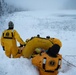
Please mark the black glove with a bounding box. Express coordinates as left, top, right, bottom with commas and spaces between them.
19, 44, 23, 47
17, 50, 22, 54
24, 44, 26, 46
19, 44, 26, 47
2, 46, 5, 51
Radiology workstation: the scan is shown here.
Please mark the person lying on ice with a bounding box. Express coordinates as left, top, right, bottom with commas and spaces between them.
32, 44, 62, 75
15, 35, 62, 58
15, 46, 45, 58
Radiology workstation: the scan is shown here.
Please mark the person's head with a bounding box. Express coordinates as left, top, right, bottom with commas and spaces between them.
37, 34, 40, 37
46, 44, 60, 57
8, 21, 14, 29
46, 36, 50, 39
26, 39, 30, 42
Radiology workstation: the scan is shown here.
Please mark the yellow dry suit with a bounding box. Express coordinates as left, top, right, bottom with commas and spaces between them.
32, 52, 62, 75
22, 36, 62, 58
1, 29, 25, 58
0, 38, 1, 44
22, 37, 53, 58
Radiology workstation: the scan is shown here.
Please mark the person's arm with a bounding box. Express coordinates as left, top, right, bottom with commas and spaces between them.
14, 30, 25, 45
32, 55, 41, 67
1, 32, 5, 51
1, 33, 4, 46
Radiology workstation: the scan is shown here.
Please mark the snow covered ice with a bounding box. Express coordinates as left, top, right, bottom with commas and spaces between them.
0, 10, 76, 75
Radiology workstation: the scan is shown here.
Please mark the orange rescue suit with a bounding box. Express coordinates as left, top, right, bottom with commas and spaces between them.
32, 53, 62, 75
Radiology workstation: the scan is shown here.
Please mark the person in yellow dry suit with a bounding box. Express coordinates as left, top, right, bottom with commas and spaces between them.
1, 21, 25, 58
0, 38, 1, 45
0, 38, 1, 44
32, 44, 62, 75
30, 35, 62, 58
15, 35, 62, 58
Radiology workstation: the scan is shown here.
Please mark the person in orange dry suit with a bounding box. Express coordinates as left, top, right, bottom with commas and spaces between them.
1, 21, 25, 58
32, 36, 62, 57
32, 44, 62, 75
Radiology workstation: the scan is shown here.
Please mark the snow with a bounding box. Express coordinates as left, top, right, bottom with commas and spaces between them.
0, 10, 76, 75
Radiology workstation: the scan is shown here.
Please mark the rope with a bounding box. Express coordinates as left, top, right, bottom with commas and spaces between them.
62, 57, 76, 67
